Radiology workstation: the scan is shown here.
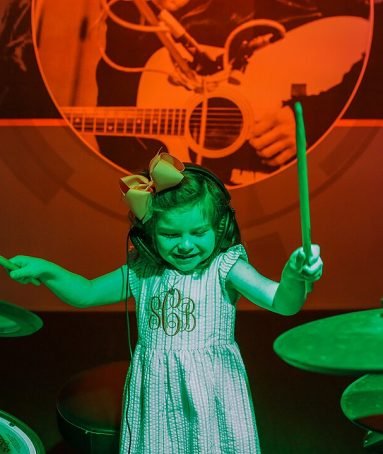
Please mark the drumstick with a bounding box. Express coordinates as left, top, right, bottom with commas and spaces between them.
294, 102, 313, 293
0, 255, 40, 286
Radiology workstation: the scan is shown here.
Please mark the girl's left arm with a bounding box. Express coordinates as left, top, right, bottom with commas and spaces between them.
227, 245, 323, 315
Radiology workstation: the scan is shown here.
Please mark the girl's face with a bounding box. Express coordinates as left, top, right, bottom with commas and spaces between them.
154, 204, 216, 273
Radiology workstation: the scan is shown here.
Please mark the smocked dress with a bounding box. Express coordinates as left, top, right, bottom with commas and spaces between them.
120, 245, 260, 453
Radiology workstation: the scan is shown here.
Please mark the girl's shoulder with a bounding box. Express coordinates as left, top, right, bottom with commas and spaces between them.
127, 250, 162, 276
209, 243, 248, 282
217, 243, 248, 263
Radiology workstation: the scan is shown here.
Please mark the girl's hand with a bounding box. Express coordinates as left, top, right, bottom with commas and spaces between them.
285, 245, 323, 283
8, 256, 48, 286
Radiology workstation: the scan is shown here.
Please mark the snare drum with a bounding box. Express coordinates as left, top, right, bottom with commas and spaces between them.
0, 410, 45, 453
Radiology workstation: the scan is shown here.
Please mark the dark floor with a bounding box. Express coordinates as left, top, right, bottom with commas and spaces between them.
0, 310, 377, 453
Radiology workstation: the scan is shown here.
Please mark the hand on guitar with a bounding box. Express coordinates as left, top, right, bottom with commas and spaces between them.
249, 105, 296, 167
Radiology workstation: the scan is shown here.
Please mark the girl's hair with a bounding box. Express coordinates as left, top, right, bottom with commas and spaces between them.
149, 169, 227, 227
129, 167, 241, 262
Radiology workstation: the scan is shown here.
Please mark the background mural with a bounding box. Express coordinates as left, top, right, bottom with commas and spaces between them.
34, 0, 371, 186
0, 0, 382, 311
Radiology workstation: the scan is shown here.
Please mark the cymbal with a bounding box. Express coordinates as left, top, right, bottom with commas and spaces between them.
341, 374, 383, 434
273, 309, 383, 374
0, 300, 43, 337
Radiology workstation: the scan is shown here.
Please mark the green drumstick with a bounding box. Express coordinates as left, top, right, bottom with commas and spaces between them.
294, 102, 313, 292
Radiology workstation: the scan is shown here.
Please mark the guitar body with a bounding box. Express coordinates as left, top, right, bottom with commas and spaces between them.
62, 16, 370, 180
137, 16, 369, 162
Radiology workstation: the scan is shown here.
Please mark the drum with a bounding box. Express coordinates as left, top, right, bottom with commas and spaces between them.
341, 374, 383, 434
56, 361, 129, 453
0, 410, 45, 453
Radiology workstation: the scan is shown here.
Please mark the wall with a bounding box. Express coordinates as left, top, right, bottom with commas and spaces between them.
0, 0, 382, 311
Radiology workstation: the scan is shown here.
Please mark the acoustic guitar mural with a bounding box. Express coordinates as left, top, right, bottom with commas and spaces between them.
34, 1, 371, 186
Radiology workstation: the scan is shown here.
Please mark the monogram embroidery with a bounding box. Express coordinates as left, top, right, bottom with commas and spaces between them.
149, 288, 196, 336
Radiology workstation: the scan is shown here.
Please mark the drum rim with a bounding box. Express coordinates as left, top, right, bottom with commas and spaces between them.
0, 409, 45, 453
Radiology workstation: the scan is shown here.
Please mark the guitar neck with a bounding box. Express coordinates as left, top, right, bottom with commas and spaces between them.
62, 107, 187, 137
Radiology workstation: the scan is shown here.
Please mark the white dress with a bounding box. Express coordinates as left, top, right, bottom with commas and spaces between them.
120, 244, 261, 453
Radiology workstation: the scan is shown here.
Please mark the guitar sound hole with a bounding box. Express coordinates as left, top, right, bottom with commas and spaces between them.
189, 98, 243, 150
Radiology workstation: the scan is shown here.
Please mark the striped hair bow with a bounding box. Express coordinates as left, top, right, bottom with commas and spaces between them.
120, 152, 185, 223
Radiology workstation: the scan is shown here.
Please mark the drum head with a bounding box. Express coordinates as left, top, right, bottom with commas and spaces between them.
0, 410, 45, 453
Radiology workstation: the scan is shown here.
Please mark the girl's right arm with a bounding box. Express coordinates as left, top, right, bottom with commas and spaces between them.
8, 255, 129, 308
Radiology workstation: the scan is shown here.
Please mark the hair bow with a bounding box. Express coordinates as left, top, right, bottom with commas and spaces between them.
120, 152, 185, 223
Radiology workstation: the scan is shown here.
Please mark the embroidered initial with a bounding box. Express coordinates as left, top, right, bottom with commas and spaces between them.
149, 288, 196, 336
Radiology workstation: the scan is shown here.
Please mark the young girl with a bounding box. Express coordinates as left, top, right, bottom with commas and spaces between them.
8, 152, 322, 453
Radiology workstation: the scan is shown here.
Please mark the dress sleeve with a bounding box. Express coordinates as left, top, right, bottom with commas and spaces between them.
127, 252, 146, 301
217, 244, 248, 287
